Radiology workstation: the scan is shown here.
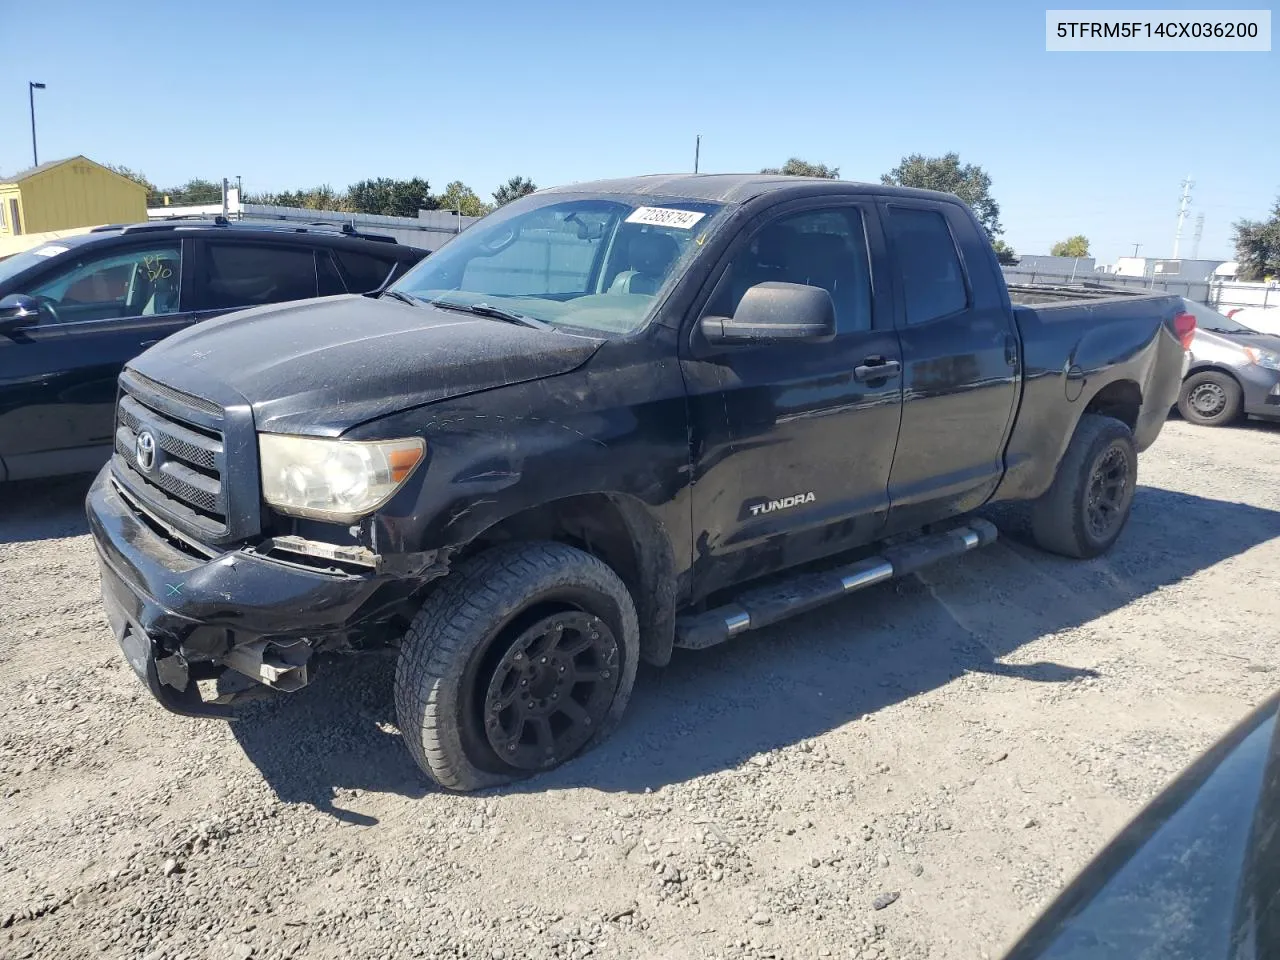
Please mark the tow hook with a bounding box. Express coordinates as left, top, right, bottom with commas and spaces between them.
223, 639, 312, 692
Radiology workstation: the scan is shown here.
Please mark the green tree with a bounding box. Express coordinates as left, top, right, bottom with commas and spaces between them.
438, 180, 492, 218
1233, 198, 1280, 281
493, 176, 538, 206
881, 153, 1004, 241
105, 164, 157, 196
992, 238, 1019, 265
760, 158, 840, 179
254, 185, 346, 210
1050, 235, 1090, 257
346, 177, 434, 217
299, 184, 343, 210
155, 178, 223, 205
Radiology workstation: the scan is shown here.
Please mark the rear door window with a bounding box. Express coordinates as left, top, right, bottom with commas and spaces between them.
333, 250, 396, 293
884, 207, 968, 325
200, 243, 318, 309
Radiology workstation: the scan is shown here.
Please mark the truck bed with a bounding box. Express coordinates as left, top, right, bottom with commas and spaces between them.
1007, 281, 1158, 307
992, 287, 1185, 506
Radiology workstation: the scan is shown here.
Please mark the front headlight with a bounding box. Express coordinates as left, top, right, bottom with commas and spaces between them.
259, 434, 425, 521
1245, 347, 1280, 371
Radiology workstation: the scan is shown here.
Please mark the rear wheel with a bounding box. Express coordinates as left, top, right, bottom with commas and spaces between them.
395, 541, 639, 791
1177, 370, 1243, 426
1031, 414, 1137, 559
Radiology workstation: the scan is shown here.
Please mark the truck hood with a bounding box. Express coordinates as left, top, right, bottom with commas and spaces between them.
130, 295, 604, 436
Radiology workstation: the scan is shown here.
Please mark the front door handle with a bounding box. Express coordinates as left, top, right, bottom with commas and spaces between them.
140, 340, 160, 348
854, 357, 902, 382
1004, 334, 1018, 367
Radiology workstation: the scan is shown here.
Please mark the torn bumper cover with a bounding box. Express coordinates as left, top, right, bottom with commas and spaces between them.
86, 466, 448, 718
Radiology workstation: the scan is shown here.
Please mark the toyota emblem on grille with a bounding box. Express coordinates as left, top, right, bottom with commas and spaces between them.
135, 430, 157, 472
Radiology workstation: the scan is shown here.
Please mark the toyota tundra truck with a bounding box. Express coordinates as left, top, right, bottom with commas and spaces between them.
85, 174, 1195, 791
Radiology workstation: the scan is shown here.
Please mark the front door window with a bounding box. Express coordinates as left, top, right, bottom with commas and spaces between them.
27, 244, 182, 324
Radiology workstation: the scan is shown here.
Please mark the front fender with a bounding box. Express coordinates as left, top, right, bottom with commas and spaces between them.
343, 348, 694, 664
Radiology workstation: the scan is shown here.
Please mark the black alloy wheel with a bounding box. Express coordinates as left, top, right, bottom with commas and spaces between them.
481, 610, 620, 771
1085, 444, 1131, 541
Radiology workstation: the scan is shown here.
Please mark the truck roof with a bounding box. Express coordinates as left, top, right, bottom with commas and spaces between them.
540, 173, 964, 206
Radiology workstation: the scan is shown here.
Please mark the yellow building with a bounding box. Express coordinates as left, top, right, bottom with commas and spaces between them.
0, 156, 148, 237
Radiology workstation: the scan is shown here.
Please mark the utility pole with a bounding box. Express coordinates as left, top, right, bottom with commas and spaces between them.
1130, 243, 1141, 257
1172, 175, 1193, 259
694, 135, 701, 174
1191, 213, 1204, 261
28, 82, 46, 167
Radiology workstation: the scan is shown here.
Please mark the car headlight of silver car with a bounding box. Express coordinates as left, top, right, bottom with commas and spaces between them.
259, 434, 425, 521
1245, 347, 1280, 372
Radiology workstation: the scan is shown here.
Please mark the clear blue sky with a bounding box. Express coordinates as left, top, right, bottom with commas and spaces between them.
4, 0, 1275, 264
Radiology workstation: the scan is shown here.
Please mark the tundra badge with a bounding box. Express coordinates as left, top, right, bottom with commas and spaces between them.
746, 492, 816, 518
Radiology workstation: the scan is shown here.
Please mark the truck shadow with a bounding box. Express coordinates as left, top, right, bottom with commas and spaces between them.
0, 474, 94, 544
230, 486, 1280, 812
515, 485, 1280, 795
229, 654, 423, 823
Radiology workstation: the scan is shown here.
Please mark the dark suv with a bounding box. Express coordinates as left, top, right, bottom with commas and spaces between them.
0, 219, 426, 482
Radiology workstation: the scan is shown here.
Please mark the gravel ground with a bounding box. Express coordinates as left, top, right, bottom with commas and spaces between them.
3, 418, 1279, 960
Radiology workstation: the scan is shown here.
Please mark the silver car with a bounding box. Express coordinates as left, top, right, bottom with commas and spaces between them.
1177, 298, 1280, 426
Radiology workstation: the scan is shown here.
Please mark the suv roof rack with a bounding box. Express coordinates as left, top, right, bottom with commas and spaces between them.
160, 214, 232, 225
92, 216, 397, 244
246, 216, 398, 244
113, 215, 232, 235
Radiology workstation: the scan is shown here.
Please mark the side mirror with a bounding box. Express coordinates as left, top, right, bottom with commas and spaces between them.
0, 294, 42, 333
700, 282, 836, 345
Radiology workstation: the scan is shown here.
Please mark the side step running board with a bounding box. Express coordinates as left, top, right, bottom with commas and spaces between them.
674, 518, 998, 650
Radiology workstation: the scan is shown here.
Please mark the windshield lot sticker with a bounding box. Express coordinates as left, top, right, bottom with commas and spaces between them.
625, 207, 705, 229
31, 245, 68, 257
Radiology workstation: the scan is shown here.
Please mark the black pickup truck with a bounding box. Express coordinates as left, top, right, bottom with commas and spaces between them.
85, 174, 1194, 791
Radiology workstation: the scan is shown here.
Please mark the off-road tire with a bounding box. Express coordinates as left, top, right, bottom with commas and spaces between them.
1177, 370, 1244, 427
1031, 414, 1137, 560
395, 541, 639, 792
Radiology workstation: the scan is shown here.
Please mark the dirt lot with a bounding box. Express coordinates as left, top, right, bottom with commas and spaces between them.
2, 418, 1279, 960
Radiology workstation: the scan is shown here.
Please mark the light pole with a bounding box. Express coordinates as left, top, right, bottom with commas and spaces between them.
28, 82, 46, 167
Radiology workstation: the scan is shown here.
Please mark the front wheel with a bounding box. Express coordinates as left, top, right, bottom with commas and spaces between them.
1031, 414, 1137, 559
395, 541, 639, 791
1177, 370, 1243, 426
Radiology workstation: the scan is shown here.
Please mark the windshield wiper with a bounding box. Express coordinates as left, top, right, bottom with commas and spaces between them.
429, 299, 552, 331
383, 289, 425, 307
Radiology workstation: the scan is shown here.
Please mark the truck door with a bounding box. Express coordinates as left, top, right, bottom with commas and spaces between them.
0, 238, 194, 480
879, 200, 1019, 532
681, 200, 903, 600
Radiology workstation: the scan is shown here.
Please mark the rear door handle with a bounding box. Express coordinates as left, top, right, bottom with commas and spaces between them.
1004, 334, 1018, 367
853, 357, 901, 382
140, 340, 160, 348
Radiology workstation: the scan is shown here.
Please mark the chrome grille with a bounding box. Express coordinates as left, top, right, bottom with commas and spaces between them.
114, 384, 226, 531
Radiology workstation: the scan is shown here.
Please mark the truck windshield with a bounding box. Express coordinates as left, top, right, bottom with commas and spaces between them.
387, 195, 725, 335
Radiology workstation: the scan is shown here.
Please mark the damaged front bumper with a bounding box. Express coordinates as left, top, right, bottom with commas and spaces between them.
86, 466, 448, 718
